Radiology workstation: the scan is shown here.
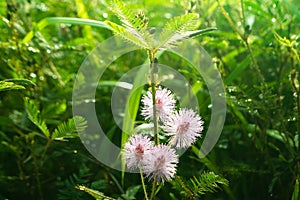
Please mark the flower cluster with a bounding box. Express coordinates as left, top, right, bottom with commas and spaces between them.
124, 135, 178, 183
124, 87, 204, 183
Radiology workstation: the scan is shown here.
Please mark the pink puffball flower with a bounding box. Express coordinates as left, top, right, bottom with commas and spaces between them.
124, 134, 153, 170
141, 87, 176, 122
143, 144, 178, 183
163, 108, 204, 148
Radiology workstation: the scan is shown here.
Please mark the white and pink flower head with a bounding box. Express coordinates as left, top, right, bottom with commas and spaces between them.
141, 87, 176, 122
163, 108, 204, 148
143, 144, 178, 183
124, 134, 153, 170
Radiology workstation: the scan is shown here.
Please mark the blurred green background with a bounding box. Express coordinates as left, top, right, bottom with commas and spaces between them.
0, 0, 299, 199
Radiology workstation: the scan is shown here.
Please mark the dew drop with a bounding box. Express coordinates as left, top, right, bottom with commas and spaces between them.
103, 13, 108, 18
30, 73, 37, 78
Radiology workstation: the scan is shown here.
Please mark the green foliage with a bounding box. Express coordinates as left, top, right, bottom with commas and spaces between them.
58, 165, 110, 200
0, 80, 25, 91
120, 185, 141, 200
25, 97, 87, 140
105, 0, 215, 50
105, 0, 151, 49
158, 13, 199, 49
105, 20, 150, 49
188, 172, 228, 195
172, 172, 228, 199
58, 166, 93, 200
52, 116, 87, 140
23, 17, 109, 43
107, 1, 217, 188
0, 0, 300, 199
0, 0, 6, 16
25, 97, 50, 138
292, 178, 299, 200
0, 79, 35, 92
110, 0, 148, 31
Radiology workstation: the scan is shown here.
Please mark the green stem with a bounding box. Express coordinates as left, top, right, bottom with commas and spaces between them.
244, 40, 265, 83
175, 175, 193, 197
240, 0, 246, 28
139, 165, 149, 200
41, 139, 51, 161
151, 82, 159, 144
154, 184, 162, 197
30, 140, 43, 200
291, 48, 300, 64
217, 0, 265, 85
150, 178, 157, 200
296, 85, 300, 152
149, 50, 159, 145
216, 0, 243, 37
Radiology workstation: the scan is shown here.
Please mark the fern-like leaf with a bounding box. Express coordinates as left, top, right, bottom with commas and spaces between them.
0, 79, 35, 92
189, 172, 228, 195
4, 79, 36, 87
105, 0, 152, 49
158, 13, 199, 49
51, 116, 87, 140
110, 0, 148, 31
104, 20, 150, 49
173, 172, 228, 199
25, 97, 50, 138
0, 81, 25, 91
106, 3, 216, 51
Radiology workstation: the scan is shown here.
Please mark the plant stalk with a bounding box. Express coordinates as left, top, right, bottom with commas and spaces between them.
139, 165, 149, 200
150, 178, 157, 200
149, 50, 159, 145
41, 139, 51, 161
30, 139, 43, 200
148, 50, 159, 199
217, 0, 265, 85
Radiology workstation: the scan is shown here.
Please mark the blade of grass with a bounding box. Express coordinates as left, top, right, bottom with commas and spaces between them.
120, 66, 147, 186
22, 17, 109, 43
292, 178, 299, 200
224, 50, 260, 85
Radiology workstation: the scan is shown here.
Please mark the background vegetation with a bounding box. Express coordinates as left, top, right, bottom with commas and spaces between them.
0, 0, 299, 199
